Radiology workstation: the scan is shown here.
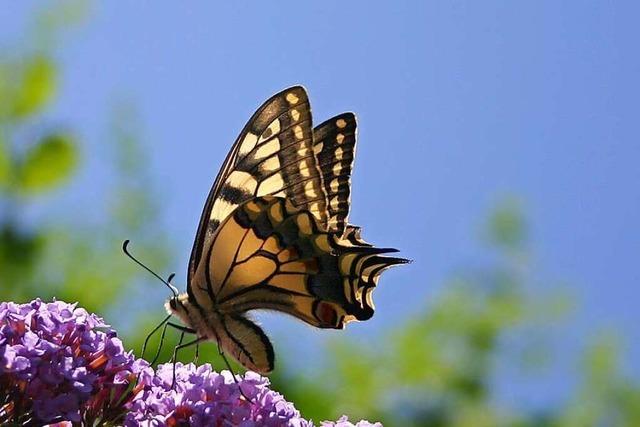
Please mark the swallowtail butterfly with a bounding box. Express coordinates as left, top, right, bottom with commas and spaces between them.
164, 86, 408, 374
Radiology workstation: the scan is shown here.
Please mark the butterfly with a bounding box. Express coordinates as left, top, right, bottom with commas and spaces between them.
164, 86, 408, 374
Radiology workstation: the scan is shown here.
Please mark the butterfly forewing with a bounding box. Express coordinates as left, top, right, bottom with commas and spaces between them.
188, 86, 329, 285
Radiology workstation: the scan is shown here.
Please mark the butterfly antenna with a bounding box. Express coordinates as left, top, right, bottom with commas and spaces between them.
122, 239, 179, 297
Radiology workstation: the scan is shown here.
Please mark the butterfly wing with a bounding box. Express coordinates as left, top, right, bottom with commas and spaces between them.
190, 197, 408, 329
188, 86, 329, 285
313, 114, 373, 248
312, 113, 357, 236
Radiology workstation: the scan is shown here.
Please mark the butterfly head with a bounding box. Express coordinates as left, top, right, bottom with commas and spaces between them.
165, 293, 189, 319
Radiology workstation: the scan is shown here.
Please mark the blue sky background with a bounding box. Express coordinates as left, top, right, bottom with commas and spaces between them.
3, 0, 639, 412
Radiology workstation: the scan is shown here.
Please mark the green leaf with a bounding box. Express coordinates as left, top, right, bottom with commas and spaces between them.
11, 56, 57, 119
18, 133, 78, 193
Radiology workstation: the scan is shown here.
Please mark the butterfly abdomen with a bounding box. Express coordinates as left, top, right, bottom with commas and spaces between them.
165, 294, 275, 374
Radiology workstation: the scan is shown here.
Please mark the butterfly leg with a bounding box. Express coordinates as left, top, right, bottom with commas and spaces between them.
167, 323, 196, 334
170, 330, 186, 386
166, 323, 198, 386
215, 337, 252, 402
142, 314, 172, 359
170, 336, 203, 388
150, 320, 172, 365
148, 321, 195, 366
194, 341, 200, 364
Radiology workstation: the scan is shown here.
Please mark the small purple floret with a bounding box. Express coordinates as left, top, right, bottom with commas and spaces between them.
320, 415, 383, 427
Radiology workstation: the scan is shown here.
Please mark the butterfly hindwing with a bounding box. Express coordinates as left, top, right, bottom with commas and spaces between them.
190, 196, 407, 329
313, 113, 358, 235
188, 86, 329, 285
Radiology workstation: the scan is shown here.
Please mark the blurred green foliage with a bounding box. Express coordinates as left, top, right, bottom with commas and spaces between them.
0, 2, 169, 318
1, 4, 639, 427
269, 204, 640, 426
18, 133, 77, 193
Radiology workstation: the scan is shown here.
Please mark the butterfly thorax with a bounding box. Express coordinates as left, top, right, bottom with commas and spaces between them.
165, 293, 223, 341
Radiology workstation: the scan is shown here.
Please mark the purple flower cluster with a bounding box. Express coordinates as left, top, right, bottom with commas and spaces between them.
127, 364, 380, 427
0, 299, 381, 426
127, 363, 308, 426
0, 299, 145, 425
